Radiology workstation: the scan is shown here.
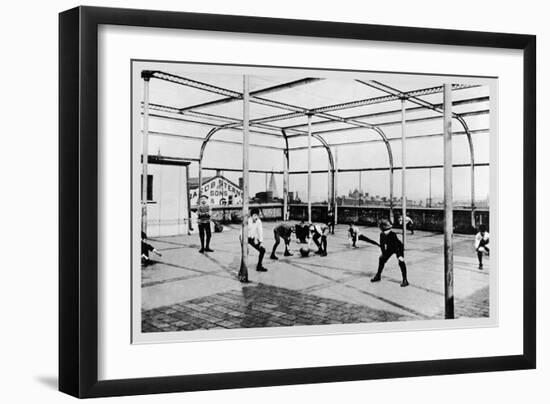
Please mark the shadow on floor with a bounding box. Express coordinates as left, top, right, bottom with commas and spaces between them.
35, 375, 58, 390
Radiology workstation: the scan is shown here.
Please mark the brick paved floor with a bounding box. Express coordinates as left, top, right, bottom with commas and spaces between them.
142, 283, 415, 332
434, 286, 490, 318
142, 283, 490, 332
141, 223, 491, 333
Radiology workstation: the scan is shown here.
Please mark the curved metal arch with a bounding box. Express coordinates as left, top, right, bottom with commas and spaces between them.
197, 124, 396, 223
198, 126, 290, 199
311, 133, 337, 226
198, 127, 224, 194
281, 130, 290, 221
371, 126, 395, 221
281, 129, 335, 170
311, 133, 335, 172
286, 125, 394, 222
454, 115, 475, 170
454, 115, 476, 228
199, 127, 224, 162
281, 129, 336, 221
281, 129, 290, 152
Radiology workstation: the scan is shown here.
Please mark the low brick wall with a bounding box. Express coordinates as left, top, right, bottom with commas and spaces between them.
289, 204, 489, 234
197, 204, 489, 234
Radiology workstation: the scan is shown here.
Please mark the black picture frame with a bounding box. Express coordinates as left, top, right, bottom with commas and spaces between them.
59, 5, 536, 398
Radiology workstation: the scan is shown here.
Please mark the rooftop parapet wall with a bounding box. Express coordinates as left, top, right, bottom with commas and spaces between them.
192, 204, 488, 234
289, 204, 488, 234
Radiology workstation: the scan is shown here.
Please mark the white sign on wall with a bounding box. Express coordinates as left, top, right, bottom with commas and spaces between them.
189, 176, 243, 206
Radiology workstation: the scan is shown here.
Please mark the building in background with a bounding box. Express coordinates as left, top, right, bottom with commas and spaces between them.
254, 172, 281, 203
141, 158, 191, 237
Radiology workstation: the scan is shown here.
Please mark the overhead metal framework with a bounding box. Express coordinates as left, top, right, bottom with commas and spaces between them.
140, 69, 490, 238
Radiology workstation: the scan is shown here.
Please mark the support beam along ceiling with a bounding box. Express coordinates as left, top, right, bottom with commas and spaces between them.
143, 70, 488, 162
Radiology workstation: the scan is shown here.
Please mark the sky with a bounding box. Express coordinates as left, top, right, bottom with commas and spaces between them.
135, 61, 492, 204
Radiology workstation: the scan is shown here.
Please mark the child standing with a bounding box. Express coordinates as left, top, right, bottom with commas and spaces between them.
326, 207, 335, 235
197, 194, 214, 253
474, 224, 490, 269
371, 219, 409, 287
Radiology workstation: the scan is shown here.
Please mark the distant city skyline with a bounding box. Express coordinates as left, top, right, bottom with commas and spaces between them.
183, 164, 489, 206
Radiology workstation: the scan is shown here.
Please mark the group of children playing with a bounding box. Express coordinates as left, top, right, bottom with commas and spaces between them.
142, 193, 490, 284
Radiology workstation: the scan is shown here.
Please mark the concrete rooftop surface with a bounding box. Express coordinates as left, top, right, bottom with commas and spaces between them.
141, 222, 490, 333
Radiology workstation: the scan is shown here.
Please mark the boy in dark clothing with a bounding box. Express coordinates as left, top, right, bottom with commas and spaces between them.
270, 223, 294, 260
348, 223, 380, 248
141, 231, 162, 265
295, 220, 309, 243
326, 207, 335, 235
197, 194, 213, 253
371, 219, 409, 287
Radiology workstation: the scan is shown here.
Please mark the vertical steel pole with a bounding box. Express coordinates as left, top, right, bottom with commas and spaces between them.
238, 75, 250, 282
334, 146, 339, 225
185, 165, 192, 234
443, 84, 455, 319
178, 166, 182, 234
429, 167, 432, 207
158, 169, 163, 235
326, 155, 330, 225
327, 158, 331, 207
358, 170, 362, 206
401, 98, 407, 249
141, 76, 150, 235
389, 167, 394, 223
331, 168, 335, 228
283, 150, 289, 220
198, 160, 202, 203
307, 114, 312, 223
471, 163, 476, 228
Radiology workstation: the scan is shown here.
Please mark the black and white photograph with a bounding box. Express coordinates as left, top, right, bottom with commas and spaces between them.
132, 61, 496, 342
